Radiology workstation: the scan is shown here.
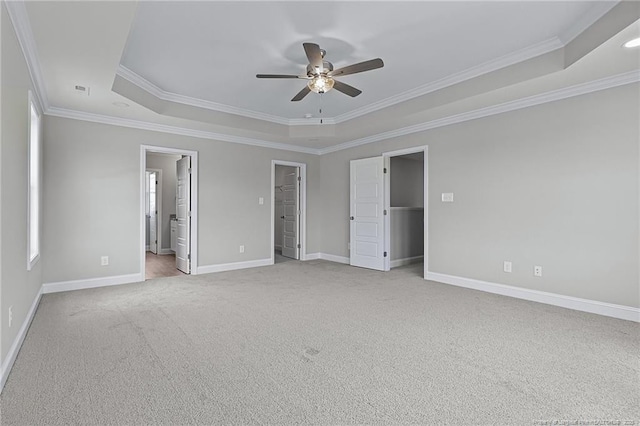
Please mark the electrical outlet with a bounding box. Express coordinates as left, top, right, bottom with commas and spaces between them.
503, 261, 512, 273
9, 306, 13, 328
534, 265, 543, 277
239, 245, 245, 254
101, 256, 109, 266
258, 197, 264, 205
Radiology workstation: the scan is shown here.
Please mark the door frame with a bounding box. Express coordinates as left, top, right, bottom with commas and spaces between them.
271, 160, 307, 263
146, 168, 163, 254
382, 146, 428, 278
140, 145, 199, 277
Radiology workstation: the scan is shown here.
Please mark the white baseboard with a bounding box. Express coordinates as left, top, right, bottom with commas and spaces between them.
1, 286, 42, 393
426, 271, 640, 323
145, 245, 150, 251
319, 253, 350, 264
304, 252, 321, 260
42, 273, 143, 294
159, 248, 174, 255
391, 256, 424, 268
275, 245, 282, 251
196, 258, 272, 275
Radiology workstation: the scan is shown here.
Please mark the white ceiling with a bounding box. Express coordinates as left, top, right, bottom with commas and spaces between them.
14, 1, 640, 153
120, 1, 599, 120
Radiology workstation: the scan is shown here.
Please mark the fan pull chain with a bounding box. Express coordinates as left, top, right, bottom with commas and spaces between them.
319, 94, 323, 124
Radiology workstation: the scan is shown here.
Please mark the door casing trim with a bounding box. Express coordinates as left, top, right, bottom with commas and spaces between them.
140, 145, 199, 278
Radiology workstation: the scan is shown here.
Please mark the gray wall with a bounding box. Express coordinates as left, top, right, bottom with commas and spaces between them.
390, 208, 424, 261
147, 152, 181, 251
42, 117, 321, 283
390, 155, 424, 207
1, 4, 44, 364
320, 84, 639, 307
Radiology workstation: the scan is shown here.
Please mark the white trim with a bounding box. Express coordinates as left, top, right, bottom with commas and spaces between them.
390, 207, 424, 211
4, 1, 49, 110
304, 253, 321, 260
334, 37, 563, 125
141, 145, 199, 279
116, 37, 564, 127
159, 248, 174, 255
26, 91, 42, 271
0, 287, 42, 393
116, 65, 292, 126
318, 71, 640, 155
390, 256, 424, 268
319, 253, 350, 265
426, 272, 640, 323
196, 258, 272, 275
271, 160, 308, 264
43, 71, 638, 157
42, 273, 143, 294
47, 107, 320, 155
146, 168, 163, 255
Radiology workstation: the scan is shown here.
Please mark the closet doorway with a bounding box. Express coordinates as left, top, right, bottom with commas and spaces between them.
271, 160, 307, 264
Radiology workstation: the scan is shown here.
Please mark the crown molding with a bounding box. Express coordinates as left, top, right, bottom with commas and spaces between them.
318, 70, 640, 155
5, 0, 49, 111
331, 37, 565, 125
45, 107, 321, 155
116, 65, 292, 126
116, 36, 564, 128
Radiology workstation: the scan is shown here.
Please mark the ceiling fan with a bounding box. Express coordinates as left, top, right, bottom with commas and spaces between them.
256, 43, 384, 102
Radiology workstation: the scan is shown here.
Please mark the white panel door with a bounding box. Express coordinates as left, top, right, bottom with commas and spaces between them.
148, 172, 158, 254
281, 168, 300, 259
176, 156, 191, 274
350, 157, 385, 271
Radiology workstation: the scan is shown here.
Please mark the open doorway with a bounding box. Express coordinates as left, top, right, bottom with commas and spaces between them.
271, 160, 307, 264
384, 146, 428, 277
141, 146, 199, 279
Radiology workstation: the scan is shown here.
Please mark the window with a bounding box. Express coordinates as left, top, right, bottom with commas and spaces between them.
27, 92, 41, 270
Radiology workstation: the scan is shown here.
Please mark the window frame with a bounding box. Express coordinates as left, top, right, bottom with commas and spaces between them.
27, 91, 42, 271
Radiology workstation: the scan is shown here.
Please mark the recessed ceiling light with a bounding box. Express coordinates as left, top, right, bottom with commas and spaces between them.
623, 37, 640, 48
113, 101, 129, 108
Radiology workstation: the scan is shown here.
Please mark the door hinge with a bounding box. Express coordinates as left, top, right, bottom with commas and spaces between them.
297, 243, 301, 249
297, 176, 301, 182
188, 168, 192, 174
384, 251, 388, 258
383, 209, 387, 215
383, 167, 387, 174
188, 211, 191, 217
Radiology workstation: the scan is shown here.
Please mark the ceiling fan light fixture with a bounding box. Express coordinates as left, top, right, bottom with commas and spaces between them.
308, 75, 334, 94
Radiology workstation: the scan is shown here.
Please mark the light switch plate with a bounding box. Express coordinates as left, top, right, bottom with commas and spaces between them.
258, 197, 264, 205
504, 261, 512, 273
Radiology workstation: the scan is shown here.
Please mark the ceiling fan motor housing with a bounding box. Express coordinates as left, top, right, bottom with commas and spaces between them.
306, 61, 334, 77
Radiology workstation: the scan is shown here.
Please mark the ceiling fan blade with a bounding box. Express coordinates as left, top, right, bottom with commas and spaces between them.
291, 86, 311, 102
328, 58, 384, 77
303, 42, 323, 69
256, 74, 305, 79
332, 80, 362, 97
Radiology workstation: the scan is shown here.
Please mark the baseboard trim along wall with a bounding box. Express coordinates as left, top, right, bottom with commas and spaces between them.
158, 249, 174, 255
1, 287, 43, 393
42, 273, 144, 294
391, 256, 424, 268
319, 253, 350, 264
426, 271, 640, 322
196, 258, 272, 275
304, 253, 321, 260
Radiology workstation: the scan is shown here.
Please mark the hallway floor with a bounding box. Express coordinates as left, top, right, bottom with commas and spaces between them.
145, 252, 185, 280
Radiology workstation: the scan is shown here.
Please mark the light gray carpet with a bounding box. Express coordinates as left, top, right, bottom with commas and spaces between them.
1, 260, 638, 425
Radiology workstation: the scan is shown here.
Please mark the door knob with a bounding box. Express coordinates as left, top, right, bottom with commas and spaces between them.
281, 216, 285, 219
350, 216, 354, 220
